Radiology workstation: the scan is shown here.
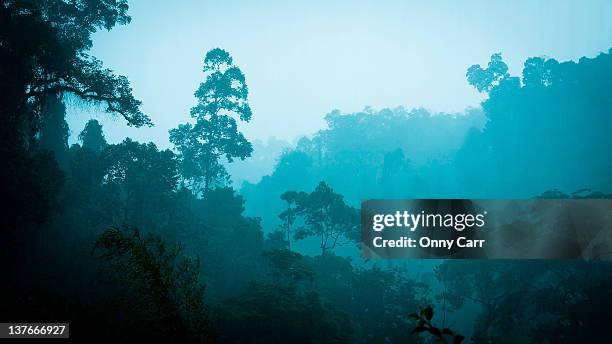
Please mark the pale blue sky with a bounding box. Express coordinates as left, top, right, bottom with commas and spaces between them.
67, 0, 612, 148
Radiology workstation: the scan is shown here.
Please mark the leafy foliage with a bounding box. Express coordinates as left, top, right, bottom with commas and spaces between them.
410, 306, 465, 344
466, 53, 510, 93
0, 0, 147, 239
215, 282, 352, 344
287, 181, 360, 254
93, 227, 212, 343
79, 119, 107, 153
101, 138, 178, 228
4, 5, 612, 342
262, 249, 315, 285
278, 190, 305, 249
170, 48, 253, 194
457, 50, 612, 197
1, 0, 149, 150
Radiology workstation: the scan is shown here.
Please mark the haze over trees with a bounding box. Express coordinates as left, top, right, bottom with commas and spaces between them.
241, 50, 612, 231
170, 48, 253, 194
294, 182, 360, 254
1, 0, 149, 238
2, 1, 612, 343
457, 51, 612, 197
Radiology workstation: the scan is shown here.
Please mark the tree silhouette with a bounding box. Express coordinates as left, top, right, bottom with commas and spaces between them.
1, 0, 150, 153
410, 306, 464, 344
466, 53, 510, 93
278, 190, 306, 249
79, 119, 107, 153
101, 139, 178, 227
1, 0, 148, 235
291, 181, 360, 254
170, 48, 253, 194
522, 56, 558, 87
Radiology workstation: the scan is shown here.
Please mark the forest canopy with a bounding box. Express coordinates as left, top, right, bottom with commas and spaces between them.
2, 1, 612, 343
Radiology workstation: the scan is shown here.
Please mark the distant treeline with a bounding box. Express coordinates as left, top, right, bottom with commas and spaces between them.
242, 50, 612, 232
3, 1, 612, 343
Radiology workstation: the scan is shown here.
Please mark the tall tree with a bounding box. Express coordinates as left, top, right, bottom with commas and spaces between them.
278, 190, 306, 249
1, 0, 149, 233
170, 48, 253, 194
79, 119, 107, 153
1, 0, 150, 153
292, 181, 360, 254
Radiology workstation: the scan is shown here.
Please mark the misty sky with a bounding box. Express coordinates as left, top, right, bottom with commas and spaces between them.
66, 0, 612, 148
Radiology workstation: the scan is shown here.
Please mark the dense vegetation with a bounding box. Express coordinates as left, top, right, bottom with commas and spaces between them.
2, 1, 612, 343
